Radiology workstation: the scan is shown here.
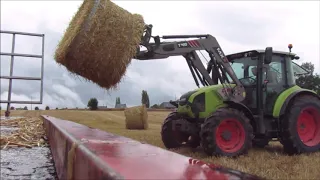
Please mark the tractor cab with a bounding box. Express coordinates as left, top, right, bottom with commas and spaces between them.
226, 46, 308, 115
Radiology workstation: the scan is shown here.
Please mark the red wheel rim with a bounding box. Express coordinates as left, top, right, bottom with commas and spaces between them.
296, 107, 320, 147
215, 118, 246, 153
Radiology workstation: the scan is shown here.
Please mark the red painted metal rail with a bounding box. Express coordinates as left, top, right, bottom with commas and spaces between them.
42, 115, 263, 180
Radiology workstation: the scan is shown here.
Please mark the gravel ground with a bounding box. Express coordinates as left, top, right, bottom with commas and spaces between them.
0, 116, 57, 180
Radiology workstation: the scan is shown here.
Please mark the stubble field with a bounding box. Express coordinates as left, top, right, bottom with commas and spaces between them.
1, 110, 319, 179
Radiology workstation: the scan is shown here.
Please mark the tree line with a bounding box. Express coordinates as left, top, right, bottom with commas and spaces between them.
6, 105, 52, 110
87, 89, 153, 110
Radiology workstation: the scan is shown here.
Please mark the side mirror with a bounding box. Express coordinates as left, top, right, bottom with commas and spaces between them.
264, 47, 273, 64
291, 55, 300, 60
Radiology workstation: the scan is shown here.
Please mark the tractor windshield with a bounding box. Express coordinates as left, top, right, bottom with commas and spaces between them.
227, 56, 258, 86
227, 53, 308, 87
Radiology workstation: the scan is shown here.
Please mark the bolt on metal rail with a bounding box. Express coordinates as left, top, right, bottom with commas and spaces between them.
0, 30, 45, 117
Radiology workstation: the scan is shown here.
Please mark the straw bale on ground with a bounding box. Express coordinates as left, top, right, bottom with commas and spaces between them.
54, 0, 145, 89
124, 105, 148, 130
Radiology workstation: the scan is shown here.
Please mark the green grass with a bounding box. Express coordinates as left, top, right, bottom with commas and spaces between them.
2, 110, 320, 179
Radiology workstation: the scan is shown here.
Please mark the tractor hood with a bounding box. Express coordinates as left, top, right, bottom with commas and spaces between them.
176, 84, 237, 119
192, 84, 236, 95
179, 84, 237, 104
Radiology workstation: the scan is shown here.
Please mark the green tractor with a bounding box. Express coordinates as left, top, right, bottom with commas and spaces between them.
136, 25, 320, 157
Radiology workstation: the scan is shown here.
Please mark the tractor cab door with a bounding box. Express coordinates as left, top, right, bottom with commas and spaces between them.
244, 65, 259, 113
227, 57, 258, 114
263, 54, 288, 115
229, 58, 259, 113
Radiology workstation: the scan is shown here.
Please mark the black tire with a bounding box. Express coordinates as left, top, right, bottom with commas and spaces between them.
186, 135, 201, 148
280, 95, 320, 155
200, 108, 253, 157
161, 112, 189, 149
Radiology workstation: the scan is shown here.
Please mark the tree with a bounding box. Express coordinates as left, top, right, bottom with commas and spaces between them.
141, 90, 150, 108
300, 62, 314, 74
87, 98, 98, 110
115, 97, 121, 107
10, 107, 14, 110
295, 62, 320, 93
35, 106, 39, 110
151, 104, 159, 109
116, 97, 121, 104
45, 106, 50, 110
55, 107, 58, 110
23, 106, 28, 110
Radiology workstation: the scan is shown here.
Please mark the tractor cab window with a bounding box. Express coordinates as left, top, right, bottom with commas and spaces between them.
248, 66, 257, 79
267, 61, 283, 84
292, 61, 310, 77
227, 56, 258, 86
230, 62, 244, 79
286, 60, 309, 86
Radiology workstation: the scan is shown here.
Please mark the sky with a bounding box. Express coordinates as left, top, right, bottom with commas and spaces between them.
1, 0, 319, 110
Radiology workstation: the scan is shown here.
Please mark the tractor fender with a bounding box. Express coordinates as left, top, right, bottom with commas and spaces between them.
224, 101, 255, 124
279, 89, 320, 116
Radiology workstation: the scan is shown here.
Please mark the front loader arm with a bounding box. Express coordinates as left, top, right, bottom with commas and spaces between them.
136, 35, 215, 87
135, 25, 245, 102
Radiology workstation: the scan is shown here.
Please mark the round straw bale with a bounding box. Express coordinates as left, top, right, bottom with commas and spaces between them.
54, 0, 145, 89
124, 105, 148, 130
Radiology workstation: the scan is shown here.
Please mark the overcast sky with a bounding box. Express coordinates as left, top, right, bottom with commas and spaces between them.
1, 1, 319, 110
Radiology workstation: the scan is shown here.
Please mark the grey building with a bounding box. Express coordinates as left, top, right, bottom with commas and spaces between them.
115, 104, 127, 108
98, 106, 108, 110
159, 102, 176, 109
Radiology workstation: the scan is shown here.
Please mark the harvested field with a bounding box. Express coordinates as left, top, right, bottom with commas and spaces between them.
1, 110, 320, 180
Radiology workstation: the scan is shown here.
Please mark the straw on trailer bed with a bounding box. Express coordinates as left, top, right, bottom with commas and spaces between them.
0, 117, 48, 149
54, 0, 145, 89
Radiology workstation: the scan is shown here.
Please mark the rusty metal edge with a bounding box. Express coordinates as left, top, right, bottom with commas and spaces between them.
41, 115, 125, 180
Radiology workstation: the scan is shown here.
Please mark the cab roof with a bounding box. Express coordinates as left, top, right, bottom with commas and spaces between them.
226, 49, 296, 61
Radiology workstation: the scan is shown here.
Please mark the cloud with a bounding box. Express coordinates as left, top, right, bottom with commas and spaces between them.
1, 1, 319, 110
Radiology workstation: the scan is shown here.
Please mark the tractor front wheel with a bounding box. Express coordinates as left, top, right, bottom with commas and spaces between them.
200, 108, 253, 157
161, 112, 189, 149
280, 95, 320, 154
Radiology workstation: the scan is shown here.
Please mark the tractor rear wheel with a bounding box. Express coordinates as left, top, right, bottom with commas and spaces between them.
200, 108, 253, 157
161, 112, 190, 149
280, 95, 320, 155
